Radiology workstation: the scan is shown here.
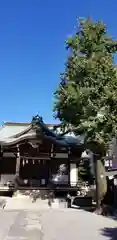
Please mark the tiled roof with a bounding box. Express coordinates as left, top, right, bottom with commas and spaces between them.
0, 125, 29, 138
0, 122, 58, 139
0, 121, 82, 146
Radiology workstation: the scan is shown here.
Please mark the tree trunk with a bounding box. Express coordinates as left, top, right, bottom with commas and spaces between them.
94, 159, 101, 213
94, 158, 107, 214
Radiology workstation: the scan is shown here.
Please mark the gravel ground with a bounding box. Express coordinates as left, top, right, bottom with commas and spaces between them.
0, 208, 116, 240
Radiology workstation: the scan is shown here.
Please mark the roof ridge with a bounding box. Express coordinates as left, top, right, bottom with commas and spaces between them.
4, 122, 58, 127
4, 122, 30, 126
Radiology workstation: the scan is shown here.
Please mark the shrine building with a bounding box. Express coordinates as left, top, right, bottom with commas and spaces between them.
0, 115, 83, 192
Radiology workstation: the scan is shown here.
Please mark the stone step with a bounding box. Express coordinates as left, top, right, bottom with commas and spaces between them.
5, 197, 48, 209
13, 189, 48, 199
4, 197, 67, 210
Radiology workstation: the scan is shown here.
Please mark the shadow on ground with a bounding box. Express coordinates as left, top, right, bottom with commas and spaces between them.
101, 228, 117, 240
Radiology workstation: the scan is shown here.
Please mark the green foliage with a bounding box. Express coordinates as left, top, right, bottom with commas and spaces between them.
54, 18, 117, 152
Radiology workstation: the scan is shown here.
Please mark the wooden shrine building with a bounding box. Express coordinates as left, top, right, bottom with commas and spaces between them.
0, 115, 83, 191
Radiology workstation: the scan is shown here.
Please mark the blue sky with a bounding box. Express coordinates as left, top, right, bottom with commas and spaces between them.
0, 0, 117, 124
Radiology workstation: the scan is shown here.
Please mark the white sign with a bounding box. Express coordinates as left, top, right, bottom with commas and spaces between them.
114, 179, 117, 185
70, 163, 77, 186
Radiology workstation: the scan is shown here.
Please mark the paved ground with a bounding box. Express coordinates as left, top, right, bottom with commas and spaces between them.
0, 208, 116, 240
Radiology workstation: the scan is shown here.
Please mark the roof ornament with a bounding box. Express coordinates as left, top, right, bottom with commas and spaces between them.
31, 114, 43, 126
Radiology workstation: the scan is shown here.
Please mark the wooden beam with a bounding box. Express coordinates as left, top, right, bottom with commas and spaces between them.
20, 156, 50, 160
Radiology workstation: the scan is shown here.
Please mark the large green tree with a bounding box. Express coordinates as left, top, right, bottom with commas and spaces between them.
54, 18, 117, 209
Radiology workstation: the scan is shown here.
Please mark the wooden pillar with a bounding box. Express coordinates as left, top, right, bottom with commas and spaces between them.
15, 144, 20, 177
0, 146, 3, 178
68, 148, 70, 185
50, 144, 54, 158
50, 144, 54, 182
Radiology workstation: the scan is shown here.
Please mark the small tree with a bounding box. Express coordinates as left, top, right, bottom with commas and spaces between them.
54, 18, 117, 209
78, 160, 93, 184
